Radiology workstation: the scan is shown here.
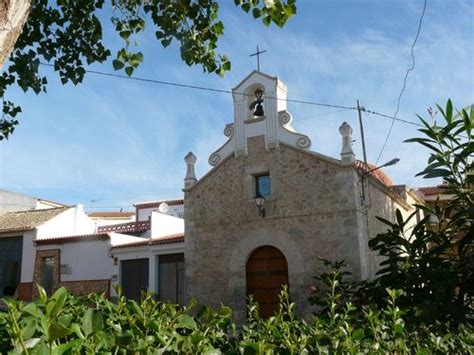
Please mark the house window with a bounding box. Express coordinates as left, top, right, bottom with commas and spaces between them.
255, 173, 271, 198
42, 257, 55, 296
158, 253, 184, 305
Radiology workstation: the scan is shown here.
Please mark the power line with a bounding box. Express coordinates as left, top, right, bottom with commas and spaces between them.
39, 63, 432, 131
39, 62, 356, 111
375, 0, 427, 164
363, 109, 422, 127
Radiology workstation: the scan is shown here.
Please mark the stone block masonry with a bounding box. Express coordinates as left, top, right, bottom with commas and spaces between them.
185, 136, 365, 321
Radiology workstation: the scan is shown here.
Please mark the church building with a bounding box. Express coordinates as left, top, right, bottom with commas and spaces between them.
182, 71, 420, 320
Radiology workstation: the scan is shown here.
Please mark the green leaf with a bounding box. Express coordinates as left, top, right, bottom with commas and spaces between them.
48, 287, 67, 316
445, 99, 453, 123
394, 322, 404, 335
23, 302, 44, 318
81, 309, 103, 336
177, 314, 196, 329
21, 319, 37, 339
120, 30, 131, 40
241, 3, 251, 12
125, 66, 134, 76
263, 15, 272, 26
222, 61, 231, 71
49, 322, 71, 342
352, 328, 364, 340
112, 59, 124, 71
422, 168, 451, 178
161, 38, 172, 48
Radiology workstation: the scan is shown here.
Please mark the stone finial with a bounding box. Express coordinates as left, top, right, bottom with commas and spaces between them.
339, 122, 355, 163
184, 152, 197, 188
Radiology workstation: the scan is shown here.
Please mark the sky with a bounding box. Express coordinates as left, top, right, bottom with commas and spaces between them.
0, 0, 473, 211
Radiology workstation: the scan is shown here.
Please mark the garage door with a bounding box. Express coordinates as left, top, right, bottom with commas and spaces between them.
0, 236, 23, 297
121, 258, 149, 301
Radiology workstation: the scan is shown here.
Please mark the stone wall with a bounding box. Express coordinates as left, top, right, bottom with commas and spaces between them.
185, 136, 366, 321
363, 182, 418, 277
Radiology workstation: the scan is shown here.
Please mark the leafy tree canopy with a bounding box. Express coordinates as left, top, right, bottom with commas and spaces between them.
0, 0, 297, 140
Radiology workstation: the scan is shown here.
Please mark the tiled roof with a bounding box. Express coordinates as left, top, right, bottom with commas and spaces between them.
35, 233, 109, 245
88, 211, 135, 218
418, 186, 448, 196
133, 199, 184, 208
111, 234, 184, 249
0, 207, 69, 233
37, 198, 67, 207
355, 160, 394, 186
97, 220, 150, 233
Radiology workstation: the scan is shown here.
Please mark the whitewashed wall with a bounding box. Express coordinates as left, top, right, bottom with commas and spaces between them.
137, 204, 184, 221
150, 212, 184, 238
36, 205, 95, 239
36, 240, 113, 282
20, 205, 96, 283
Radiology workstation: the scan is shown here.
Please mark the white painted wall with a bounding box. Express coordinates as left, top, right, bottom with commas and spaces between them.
37, 240, 113, 282
137, 204, 184, 221
36, 205, 95, 239
93, 216, 136, 227
150, 212, 184, 238
19, 205, 96, 283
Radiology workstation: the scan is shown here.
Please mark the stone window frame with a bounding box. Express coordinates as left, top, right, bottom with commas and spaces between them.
244, 164, 278, 202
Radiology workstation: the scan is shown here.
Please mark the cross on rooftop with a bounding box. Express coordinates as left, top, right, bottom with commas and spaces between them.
249, 45, 267, 71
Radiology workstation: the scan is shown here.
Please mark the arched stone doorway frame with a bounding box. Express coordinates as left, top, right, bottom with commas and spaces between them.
228, 229, 306, 321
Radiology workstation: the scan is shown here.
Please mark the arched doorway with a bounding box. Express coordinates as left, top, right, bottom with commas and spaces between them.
246, 245, 289, 318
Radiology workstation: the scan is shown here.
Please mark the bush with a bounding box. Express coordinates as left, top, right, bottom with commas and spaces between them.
361, 100, 473, 326
1, 283, 472, 354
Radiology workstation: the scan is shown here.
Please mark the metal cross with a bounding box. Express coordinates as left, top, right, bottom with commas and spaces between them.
249, 45, 267, 71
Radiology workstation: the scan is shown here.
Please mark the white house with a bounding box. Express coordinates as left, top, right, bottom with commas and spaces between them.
0, 205, 95, 300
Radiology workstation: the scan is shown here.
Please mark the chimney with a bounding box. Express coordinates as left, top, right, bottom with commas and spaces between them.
339, 122, 355, 163
184, 152, 197, 188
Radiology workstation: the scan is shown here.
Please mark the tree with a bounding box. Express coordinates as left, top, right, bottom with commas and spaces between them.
0, 0, 297, 140
364, 100, 473, 326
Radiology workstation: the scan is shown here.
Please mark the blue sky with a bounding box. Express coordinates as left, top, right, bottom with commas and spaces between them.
0, 0, 473, 211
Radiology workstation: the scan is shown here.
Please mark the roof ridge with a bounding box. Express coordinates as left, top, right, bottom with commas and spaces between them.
4, 206, 70, 215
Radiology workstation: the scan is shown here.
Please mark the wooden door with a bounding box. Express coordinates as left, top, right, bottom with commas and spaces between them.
121, 258, 149, 301
246, 246, 289, 318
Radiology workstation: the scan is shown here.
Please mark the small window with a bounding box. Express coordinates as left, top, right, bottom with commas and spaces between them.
255, 173, 271, 198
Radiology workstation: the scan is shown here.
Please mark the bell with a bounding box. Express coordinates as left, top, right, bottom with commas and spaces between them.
254, 103, 264, 117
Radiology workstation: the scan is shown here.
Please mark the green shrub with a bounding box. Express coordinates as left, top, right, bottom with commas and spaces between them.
361, 100, 473, 327
1, 283, 472, 354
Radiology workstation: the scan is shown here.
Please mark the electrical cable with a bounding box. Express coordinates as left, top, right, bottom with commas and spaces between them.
39, 63, 448, 134
39, 62, 356, 111
375, 0, 427, 164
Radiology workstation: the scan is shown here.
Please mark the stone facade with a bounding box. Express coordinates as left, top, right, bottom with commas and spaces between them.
183, 70, 416, 321
185, 136, 369, 320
